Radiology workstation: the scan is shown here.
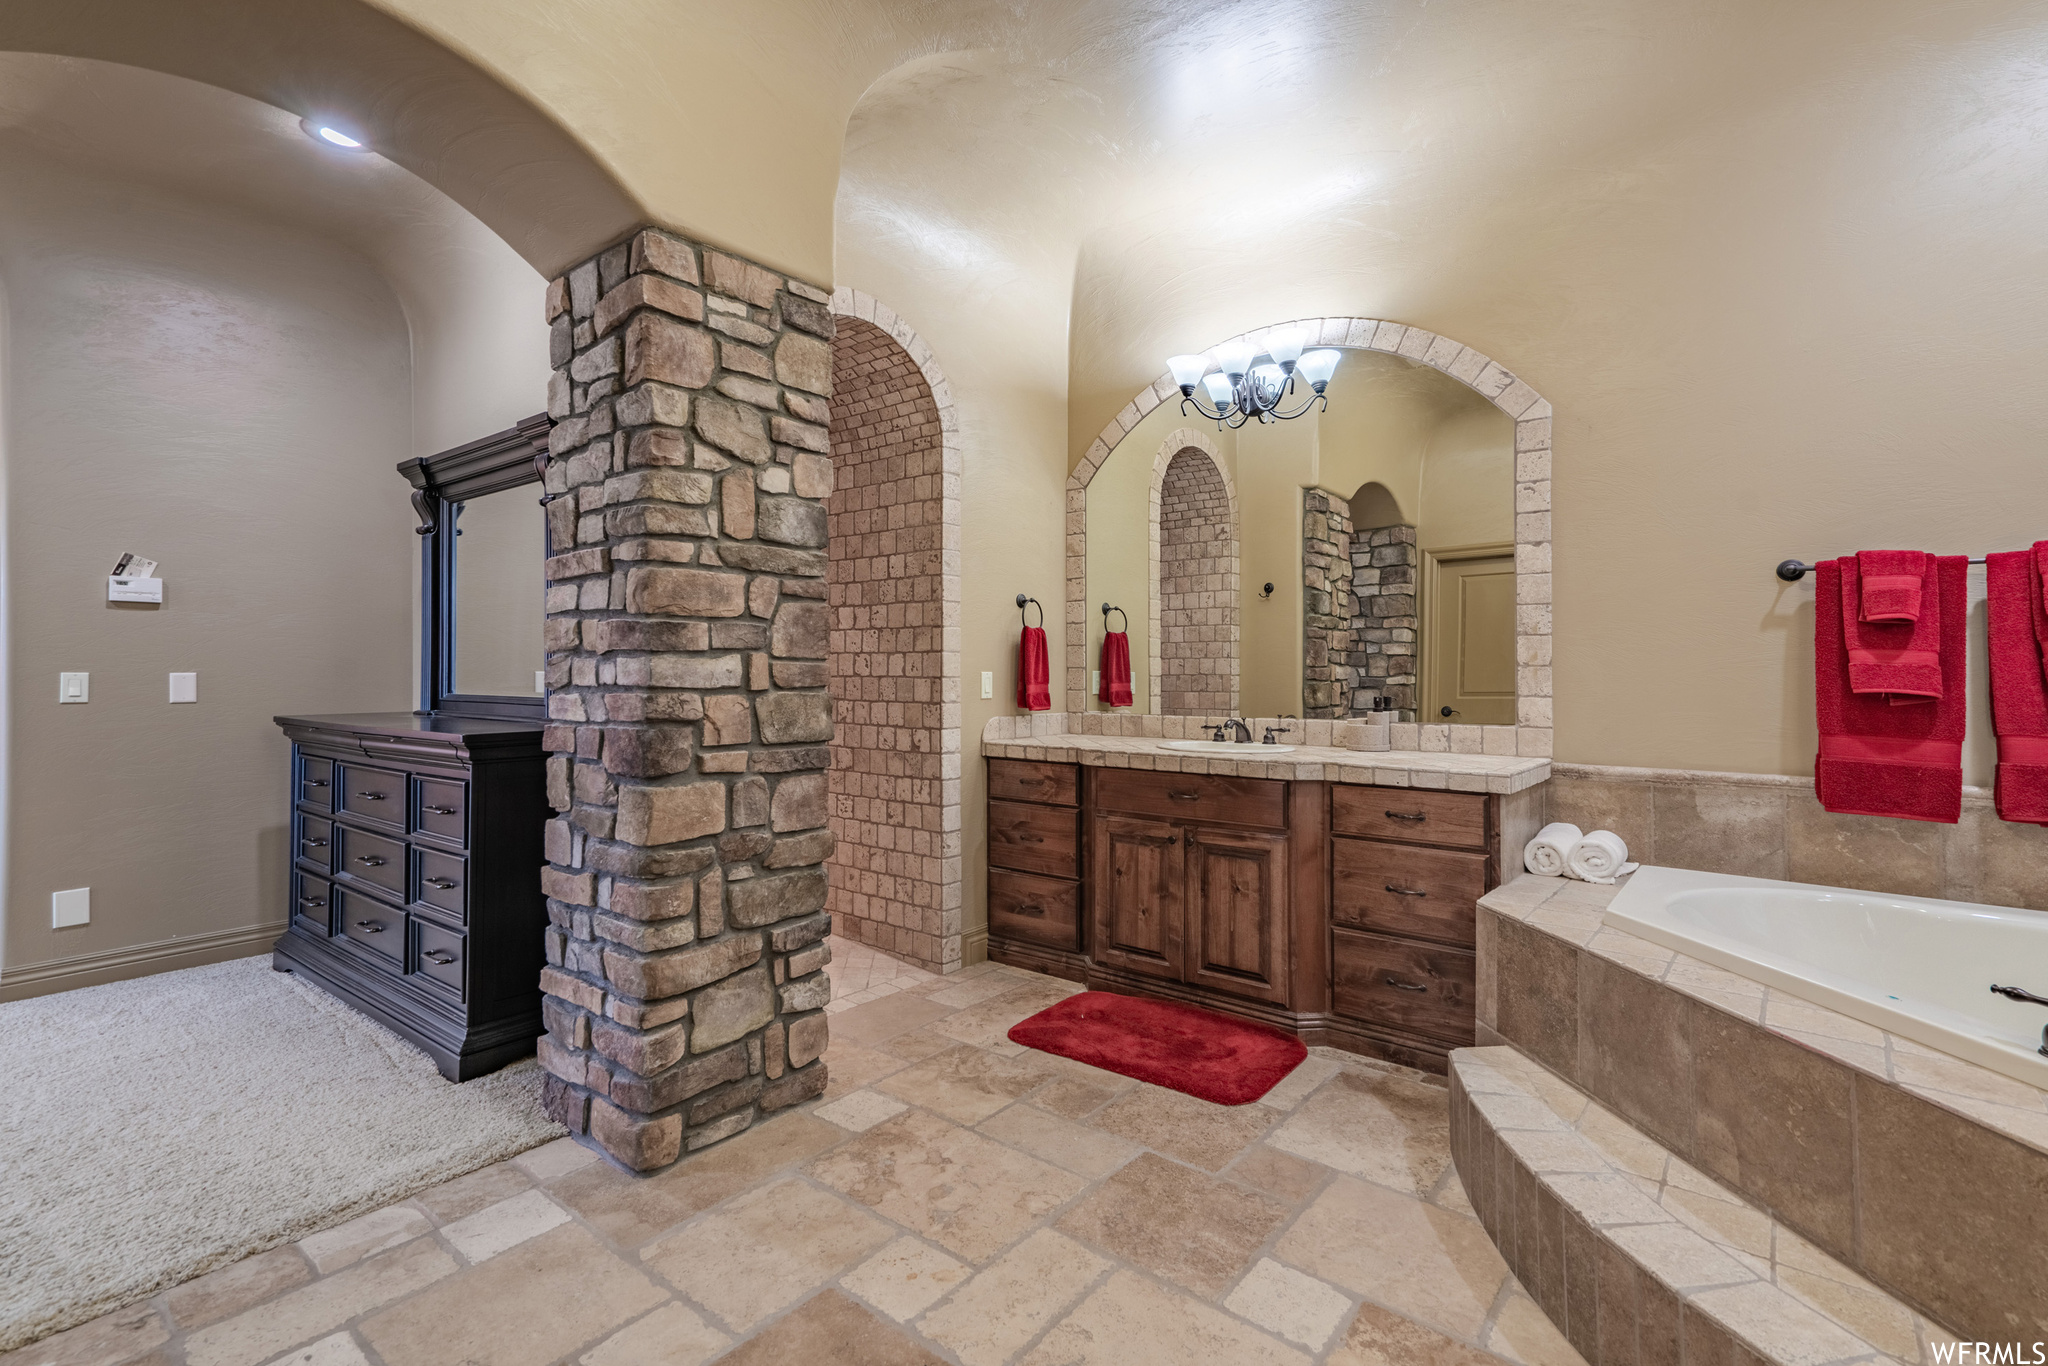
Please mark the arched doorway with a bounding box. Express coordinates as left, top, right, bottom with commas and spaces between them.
1154, 446, 1238, 716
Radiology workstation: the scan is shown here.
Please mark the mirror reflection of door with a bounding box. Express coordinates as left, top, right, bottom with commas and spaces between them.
1422, 547, 1516, 725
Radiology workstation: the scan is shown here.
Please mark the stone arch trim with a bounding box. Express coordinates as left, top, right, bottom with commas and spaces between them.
828, 288, 965, 971
1064, 319, 1553, 760
1145, 430, 1238, 716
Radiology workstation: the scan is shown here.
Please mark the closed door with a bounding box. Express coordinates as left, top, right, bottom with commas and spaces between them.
1090, 814, 1183, 981
1184, 826, 1290, 1005
1423, 551, 1516, 725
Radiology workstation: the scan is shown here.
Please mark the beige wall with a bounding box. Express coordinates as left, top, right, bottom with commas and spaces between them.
1415, 405, 1514, 553
1081, 424, 1157, 714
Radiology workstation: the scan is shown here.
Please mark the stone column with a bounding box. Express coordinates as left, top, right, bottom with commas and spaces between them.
532, 228, 836, 1171
1302, 489, 1355, 718
1348, 524, 1418, 714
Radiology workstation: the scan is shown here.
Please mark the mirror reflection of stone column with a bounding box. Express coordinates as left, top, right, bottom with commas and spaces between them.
1302, 490, 1355, 717
1349, 525, 1418, 715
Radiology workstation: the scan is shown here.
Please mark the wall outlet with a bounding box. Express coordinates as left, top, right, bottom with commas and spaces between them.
52, 886, 89, 929
59, 672, 88, 704
980, 671, 993, 699
168, 672, 197, 703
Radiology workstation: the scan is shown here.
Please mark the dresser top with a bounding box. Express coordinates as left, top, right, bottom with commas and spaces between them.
275, 712, 544, 754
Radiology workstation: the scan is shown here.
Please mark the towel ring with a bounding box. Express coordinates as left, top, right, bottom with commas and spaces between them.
1015, 593, 1043, 628
1101, 602, 1128, 632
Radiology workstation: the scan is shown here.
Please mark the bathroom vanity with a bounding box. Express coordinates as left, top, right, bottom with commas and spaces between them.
983, 733, 1546, 1072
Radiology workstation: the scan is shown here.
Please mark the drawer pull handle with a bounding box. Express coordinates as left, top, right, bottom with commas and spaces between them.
1169, 792, 1201, 802
1018, 834, 1044, 844
306, 778, 329, 788
299, 895, 325, 907
355, 856, 387, 867
422, 949, 457, 965
303, 838, 328, 848
1012, 903, 1046, 917
356, 791, 387, 801
423, 877, 458, 890
1384, 884, 1428, 898
1385, 810, 1427, 822
354, 920, 385, 933
1385, 976, 1427, 992
424, 805, 458, 815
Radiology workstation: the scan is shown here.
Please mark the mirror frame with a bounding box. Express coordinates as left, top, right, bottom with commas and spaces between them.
398, 413, 554, 720
1065, 318, 1554, 759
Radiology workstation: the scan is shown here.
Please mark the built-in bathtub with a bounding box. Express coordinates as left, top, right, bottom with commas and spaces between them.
1606, 864, 2048, 1090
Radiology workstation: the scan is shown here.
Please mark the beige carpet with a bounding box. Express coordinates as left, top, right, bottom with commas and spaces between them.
0, 954, 563, 1351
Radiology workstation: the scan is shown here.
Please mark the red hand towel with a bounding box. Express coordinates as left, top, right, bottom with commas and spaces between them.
1840, 552, 1943, 702
1987, 545, 2048, 824
2034, 541, 2048, 682
1815, 556, 1965, 822
1098, 630, 1134, 708
1017, 625, 1051, 711
1855, 549, 1928, 623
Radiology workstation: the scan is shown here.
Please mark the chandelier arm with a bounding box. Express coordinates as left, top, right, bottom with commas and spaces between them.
1179, 394, 1230, 422
1271, 392, 1325, 420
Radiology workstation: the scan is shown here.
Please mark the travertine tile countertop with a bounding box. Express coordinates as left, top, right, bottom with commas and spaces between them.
981, 714, 1549, 794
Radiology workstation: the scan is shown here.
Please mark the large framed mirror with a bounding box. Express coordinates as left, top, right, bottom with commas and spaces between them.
399, 414, 553, 720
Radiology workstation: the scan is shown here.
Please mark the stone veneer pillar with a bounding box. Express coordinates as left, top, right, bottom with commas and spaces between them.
1301, 489, 1356, 718
533, 227, 836, 1171
1347, 524, 1418, 714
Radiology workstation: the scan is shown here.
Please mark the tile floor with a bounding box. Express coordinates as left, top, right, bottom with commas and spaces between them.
7, 940, 1587, 1366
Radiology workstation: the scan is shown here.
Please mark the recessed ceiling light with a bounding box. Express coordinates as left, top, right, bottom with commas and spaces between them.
299, 117, 368, 151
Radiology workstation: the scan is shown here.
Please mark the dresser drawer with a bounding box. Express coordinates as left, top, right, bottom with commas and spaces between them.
1331, 787, 1488, 849
337, 887, 404, 965
1093, 769, 1286, 829
299, 754, 334, 812
336, 825, 406, 900
415, 848, 468, 923
415, 920, 468, 999
338, 764, 406, 831
1331, 839, 1487, 948
988, 800, 1080, 878
988, 869, 1082, 950
296, 814, 334, 874
292, 871, 334, 936
988, 759, 1079, 807
1332, 927, 1475, 1044
415, 776, 469, 846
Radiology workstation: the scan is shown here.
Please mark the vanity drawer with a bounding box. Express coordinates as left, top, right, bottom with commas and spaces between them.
299, 754, 334, 812
988, 800, 1081, 878
988, 869, 1082, 950
415, 776, 469, 846
1331, 839, 1487, 948
1331, 787, 1487, 849
1332, 927, 1475, 1044
988, 759, 1079, 808
292, 871, 334, 936
415, 921, 468, 999
296, 814, 334, 874
338, 764, 407, 831
336, 825, 407, 900
337, 887, 404, 965
1092, 769, 1286, 829
415, 848, 468, 923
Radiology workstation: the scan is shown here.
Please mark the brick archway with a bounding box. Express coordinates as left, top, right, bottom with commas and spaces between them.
826, 291, 963, 973
1146, 430, 1238, 716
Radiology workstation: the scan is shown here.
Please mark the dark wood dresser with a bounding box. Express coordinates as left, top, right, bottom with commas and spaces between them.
272, 713, 548, 1080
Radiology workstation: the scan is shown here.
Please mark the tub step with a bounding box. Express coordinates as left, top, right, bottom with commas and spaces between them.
1449, 1045, 1955, 1366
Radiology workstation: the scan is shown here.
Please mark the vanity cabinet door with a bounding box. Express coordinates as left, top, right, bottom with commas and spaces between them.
1184, 826, 1291, 1007
1091, 814, 1183, 982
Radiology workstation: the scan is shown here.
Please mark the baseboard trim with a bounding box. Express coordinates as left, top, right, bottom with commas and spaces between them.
962, 926, 989, 966
1, 921, 288, 1000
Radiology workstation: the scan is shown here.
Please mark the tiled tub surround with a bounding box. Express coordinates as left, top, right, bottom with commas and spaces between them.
1475, 873, 2048, 1342
982, 713, 1549, 794
1449, 1046, 1955, 1366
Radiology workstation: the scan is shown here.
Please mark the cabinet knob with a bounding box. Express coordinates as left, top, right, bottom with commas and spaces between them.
1384, 884, 1428, 898
354, 920, 385, 933
1384, 810, 1427, 822
1385, 976, 1427, 992
1167, 836, 1179, 846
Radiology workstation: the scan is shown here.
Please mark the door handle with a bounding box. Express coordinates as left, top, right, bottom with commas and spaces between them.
1384, 884, 1428, 897
1384, 810, 1427, 822
354, 920, 385, 933
1385, 977, 1427, 992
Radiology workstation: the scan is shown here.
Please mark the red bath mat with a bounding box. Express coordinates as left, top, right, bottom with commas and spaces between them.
1007, 991, 1307, 1106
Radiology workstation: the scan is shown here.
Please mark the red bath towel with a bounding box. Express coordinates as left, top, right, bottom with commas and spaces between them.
1098, 631, 1134, 708
1815, 555, 1965, 823
1840, 552, 1943, 702
1017, 625, 1051, 711
1855, 549, 1929, 623
1987, 545, 2048, 824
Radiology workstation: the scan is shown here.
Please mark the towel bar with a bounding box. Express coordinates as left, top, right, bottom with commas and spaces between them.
1777, 556, 1989, 582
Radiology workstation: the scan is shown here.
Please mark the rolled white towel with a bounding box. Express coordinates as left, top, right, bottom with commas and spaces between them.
1523, 822, 1582, 877
1566, 829, 1640, 884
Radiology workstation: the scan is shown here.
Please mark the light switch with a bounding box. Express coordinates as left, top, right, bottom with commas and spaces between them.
980, 671, 993, 700
168, 672, 197, 703
59, 672, 88, 704
52, 887, 89, 929
1092, 671, 1101, 692
534, 669, 546, 696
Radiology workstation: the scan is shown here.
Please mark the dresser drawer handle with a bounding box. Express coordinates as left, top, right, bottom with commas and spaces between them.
1017, 834, 1044, 844
423, 805, 458, 815
423, 877, 458, 890
354, 920, 386, 933
1169, 792, 1201, 802
422, 949, 457, 965
305, 778, 329, 788
1385, 810, 1427, 822
1384, 884, 1428, 897
299, 895, 325, 907
355, 856, 387, 867
1385, 976, 1427, 992
303, 838, 328, 848
1010, 903, 1046, 917
355, 791, 387, 801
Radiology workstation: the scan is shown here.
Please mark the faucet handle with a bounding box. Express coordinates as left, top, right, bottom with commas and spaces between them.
1262, 721, 1295, 744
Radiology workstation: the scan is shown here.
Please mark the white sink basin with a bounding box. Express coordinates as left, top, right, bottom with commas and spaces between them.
1159, 740, 1296, 755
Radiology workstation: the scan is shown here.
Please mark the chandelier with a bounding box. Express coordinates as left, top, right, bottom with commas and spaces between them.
1167, 329, 1342, 428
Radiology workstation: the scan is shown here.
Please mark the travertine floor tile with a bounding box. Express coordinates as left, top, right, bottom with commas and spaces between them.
1275, 1177, 1509, 1340
977, 1101, 1140, 1178
577, 1302, 729, 1366
1228, 1145, 1332, 1206
830, 994, 955, 1047
840, 1237, 970, 1322
296, 1206, 429, 1275
184, 1239, 457, 1366
715, 1291, 944, 1366
1056, 1153, 1289, 1297
1266, 1068, 1452, 1195
1223, 1258, 1354, 1351
1485, 1292, 1588, 1366
874, 1045, 1061, 1124
5, 1304, 168, 1366
261, 1331, 371, 1365
1258, 1057, 1342, 1112
1019, 1269, 1308, 1366
915, 1229, 1107, 1366
1086, 1084, 1274, 1171
819, 1038, 912, 1099
1028, 1076, 1120, 1120
414, 1163, 535, 1224
439, 1190, 571, 1264
1326, 1302, 1497, 1366
511, 1137, 599, 1183
814, 1089, 910, 1132
164, 1250, 310, 1331
639, 1179, 893, 1332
